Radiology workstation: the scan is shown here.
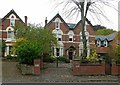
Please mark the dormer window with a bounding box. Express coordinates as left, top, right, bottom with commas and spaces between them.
104, 40, 108, 47
55, 18, 60, 29
10, 18, 15, 26
97, 40, 101, 47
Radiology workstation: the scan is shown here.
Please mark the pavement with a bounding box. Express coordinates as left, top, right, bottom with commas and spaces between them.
2, 61, 120, 83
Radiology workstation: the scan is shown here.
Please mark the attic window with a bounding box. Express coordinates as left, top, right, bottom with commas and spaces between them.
103, 40, 108, 47
55, 18, 60, 29
10, 18, 15, 26
96, 40, 101, 47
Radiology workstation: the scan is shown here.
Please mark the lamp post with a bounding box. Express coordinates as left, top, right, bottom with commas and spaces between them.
56, 48, 59, 68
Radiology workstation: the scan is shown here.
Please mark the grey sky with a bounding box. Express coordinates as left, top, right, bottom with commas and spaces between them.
0, 0, 119, 31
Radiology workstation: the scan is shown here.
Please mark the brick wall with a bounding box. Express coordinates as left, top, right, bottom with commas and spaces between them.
72, 60, 105, 75
111, 62, 120, 75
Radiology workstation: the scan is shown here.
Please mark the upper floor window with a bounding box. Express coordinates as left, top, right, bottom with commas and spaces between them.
10, 18, 15, 26
58, 34, 62, 41
80, 31, 89, 42
69, 34, 73, 42
68, 31, 74, 42
55, 18, 60, 29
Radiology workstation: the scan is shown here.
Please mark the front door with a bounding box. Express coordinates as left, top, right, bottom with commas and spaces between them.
69, 51, 73, 60
69, 49, 74, 60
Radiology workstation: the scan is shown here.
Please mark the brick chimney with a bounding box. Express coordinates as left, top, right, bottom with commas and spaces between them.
45, 17, 47, 26
24, 16, 27, 25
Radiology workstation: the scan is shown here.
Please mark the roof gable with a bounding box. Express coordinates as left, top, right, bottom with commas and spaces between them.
46, 13, 69, 29
74, 18, 93, 29
2, 9, 24, 23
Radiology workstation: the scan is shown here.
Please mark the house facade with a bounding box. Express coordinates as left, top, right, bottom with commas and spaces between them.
95, 32, 120, 57
1, 10, 119, 60
45, 14, 95, 60
1, 9, 27, 56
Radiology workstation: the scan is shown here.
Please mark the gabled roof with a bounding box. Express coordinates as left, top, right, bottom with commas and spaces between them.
95, 32, 117, 41
46, 13, 93, 30
2, 9, 24, 23
74, 18, 93, 29
46, 13, 69, 29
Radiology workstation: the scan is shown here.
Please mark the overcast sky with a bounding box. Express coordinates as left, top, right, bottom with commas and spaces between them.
0, 0, 119, 31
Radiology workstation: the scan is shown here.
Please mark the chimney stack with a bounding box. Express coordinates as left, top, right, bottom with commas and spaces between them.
45, 17, 47, 26
24, 16, 27, 25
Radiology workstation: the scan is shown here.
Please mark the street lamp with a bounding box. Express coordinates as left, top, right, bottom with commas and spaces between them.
56, 48, 59, 68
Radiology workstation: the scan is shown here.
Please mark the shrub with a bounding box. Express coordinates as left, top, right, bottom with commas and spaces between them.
116, 56, 120, 64
16, 43, 40, 65
87, 49, 99, 63
58, 56, 66, 62
6, 55, 13, 60
65, 59, 70, 63
43, 56, 56, 63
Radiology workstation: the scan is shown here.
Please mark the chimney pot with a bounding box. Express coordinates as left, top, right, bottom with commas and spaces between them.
24, 16, 27, 25
45, 17, 47, 26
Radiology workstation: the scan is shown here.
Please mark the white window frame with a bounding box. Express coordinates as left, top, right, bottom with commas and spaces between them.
97, 40, 101, 47
104, 40, 108, 47
55, 18, 60, 29
69, 34, 73, 42
10, 18, 15, 26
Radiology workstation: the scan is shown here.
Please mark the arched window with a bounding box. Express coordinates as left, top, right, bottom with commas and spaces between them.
80, 31, 89, 42
6, 27, 14, 41
68, 31, 74, 42
52, 29, 63, 41
55, 18, 60, 29
10, 16, 15, 26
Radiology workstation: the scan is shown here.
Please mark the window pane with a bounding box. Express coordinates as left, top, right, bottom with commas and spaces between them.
10, 19, 15, 26
69, 38, 72, 41
58, 38, 61, 41
8, 31, 11, 38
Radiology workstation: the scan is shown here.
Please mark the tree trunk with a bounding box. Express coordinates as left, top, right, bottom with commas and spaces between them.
81, 2, 87, 60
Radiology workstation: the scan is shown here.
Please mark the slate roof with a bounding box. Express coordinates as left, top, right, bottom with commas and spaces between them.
95, 32, 117, 41
67, 23, 76, 30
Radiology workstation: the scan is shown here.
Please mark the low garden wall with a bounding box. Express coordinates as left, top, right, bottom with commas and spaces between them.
72, 60, 105, 75
111, 62, 120, 75
17, 59, 43, 75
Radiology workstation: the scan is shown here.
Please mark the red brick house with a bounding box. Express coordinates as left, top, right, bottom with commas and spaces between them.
0, 9, 27, 56
95, 32, 120, 58
45, 13, 95, 60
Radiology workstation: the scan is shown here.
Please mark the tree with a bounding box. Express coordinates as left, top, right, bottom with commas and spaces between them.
2, 40, 6, 57
52, 0, 118, 60
93, 25, 106, 31
14, 24, 57, 59
95, 29, 116, 35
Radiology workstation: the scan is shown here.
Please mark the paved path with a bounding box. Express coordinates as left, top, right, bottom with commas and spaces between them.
2, 61, 120, 83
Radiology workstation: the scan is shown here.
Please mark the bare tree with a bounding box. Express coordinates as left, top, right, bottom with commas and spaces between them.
51, 0, 118, 60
